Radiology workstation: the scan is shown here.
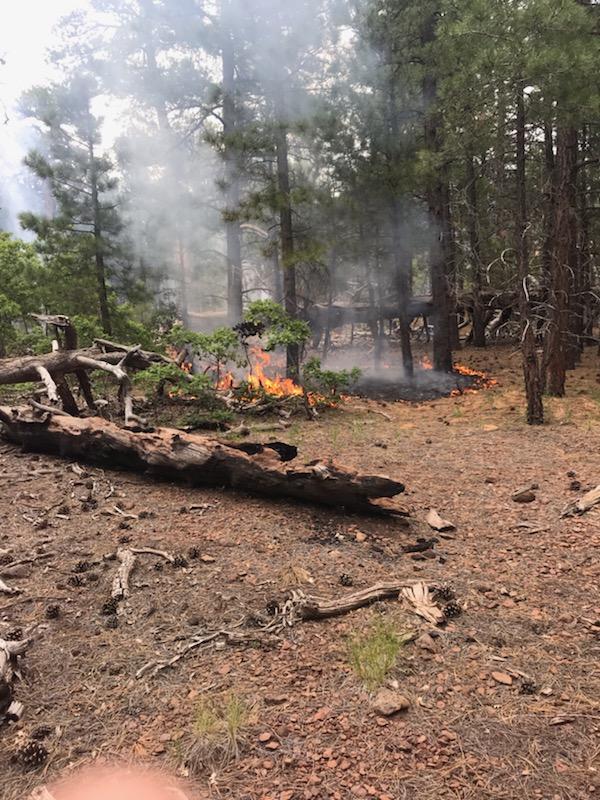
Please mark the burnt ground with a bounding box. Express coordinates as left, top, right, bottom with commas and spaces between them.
1, 344, 600, 800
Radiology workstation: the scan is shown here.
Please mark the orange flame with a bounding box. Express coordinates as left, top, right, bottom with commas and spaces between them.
218, 346, 316, 401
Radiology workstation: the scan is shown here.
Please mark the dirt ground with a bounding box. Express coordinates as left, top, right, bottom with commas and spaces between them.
1, 344, 600, 800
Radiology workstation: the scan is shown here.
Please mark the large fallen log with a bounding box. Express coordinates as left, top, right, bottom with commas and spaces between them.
0, 408, 406, 514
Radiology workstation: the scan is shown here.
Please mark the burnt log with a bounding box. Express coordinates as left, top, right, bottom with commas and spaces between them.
0, 408, 406, 514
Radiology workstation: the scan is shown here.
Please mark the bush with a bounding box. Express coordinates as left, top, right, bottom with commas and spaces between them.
303, 357, 361, 399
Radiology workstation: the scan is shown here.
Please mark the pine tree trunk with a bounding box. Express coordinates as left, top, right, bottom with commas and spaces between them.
88, 140, 112, 336
222, 13, 244, 325
515, 84, 543, 425
274, 91, 299, 380
465, 152, 486, 348
386, 73, 414, 377
422, 14, 453, 373
546, 125, 578, 396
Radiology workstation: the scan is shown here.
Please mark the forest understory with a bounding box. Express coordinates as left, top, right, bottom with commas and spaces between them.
1, 344, 599, 800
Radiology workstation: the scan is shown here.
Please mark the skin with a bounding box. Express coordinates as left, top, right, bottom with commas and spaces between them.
44, 767, 190, 800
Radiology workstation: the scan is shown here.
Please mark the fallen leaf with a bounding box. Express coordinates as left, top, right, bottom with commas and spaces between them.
491, 671, 513, 686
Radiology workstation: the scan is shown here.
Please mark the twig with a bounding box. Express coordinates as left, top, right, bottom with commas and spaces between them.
0, 578, 22, 596
130, 547, 175, 563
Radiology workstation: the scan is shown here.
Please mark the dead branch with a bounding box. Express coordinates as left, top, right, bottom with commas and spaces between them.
111, 548, 137, 600
270, 580, 437, 626
562, 485, 600, 517
1, 636, 29, 723
0, 578, 22, 596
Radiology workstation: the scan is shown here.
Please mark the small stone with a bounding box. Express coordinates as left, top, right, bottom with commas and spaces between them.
372, 689, 410, 716
355, 531, 367, 543
259, 731, 272, 742
491, 671, 513, 686
512, 488, 536, 503
200, 554, 216, 563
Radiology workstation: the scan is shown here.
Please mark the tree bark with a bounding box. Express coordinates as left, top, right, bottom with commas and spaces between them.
88, 137, 112, 336
274, 100, 299, 381
222, 5, 244, 325
465, 152, 486, 347
546, 125, 578, 396
515, 84, 544, 424
422, 14, 453, 373
0, 409, 406, 514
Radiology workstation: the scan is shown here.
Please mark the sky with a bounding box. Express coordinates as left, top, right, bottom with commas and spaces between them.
0, 0, 91, 230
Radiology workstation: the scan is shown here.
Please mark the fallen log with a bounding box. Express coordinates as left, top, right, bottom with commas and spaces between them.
0, 408, 406, 514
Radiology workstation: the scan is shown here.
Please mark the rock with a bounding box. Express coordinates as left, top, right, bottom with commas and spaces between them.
416, 633, 437, 652
372, 689, 410, 716
355, 531, 367, 543
425, 509, 455, 532
491, 671, 513, 686
200, 554, 216, 563
258, 731, 272, 742
512, 487, 536, 503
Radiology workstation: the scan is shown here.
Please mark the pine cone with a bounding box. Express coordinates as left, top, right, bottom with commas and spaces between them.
67, 575, 84, 588
105, 615, 119, 630
339, 573, 354, 587
520, 680, 537, 695
72, 560, 92, 574
31, 725, 53, 741
172, 554, 188, 568
17, 741, 48, 770
45, 604, 61, 620
0, 553, 13, 566
101, 598, 119, 616
266, 599, 279, 615
153, 561, 164, 572
5, 628, 23, 641
433, 583, 456, 603
443, 601, 462, 619
187, 547, 200, 560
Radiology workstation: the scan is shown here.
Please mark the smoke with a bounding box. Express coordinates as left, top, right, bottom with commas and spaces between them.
2, 0, 440, 351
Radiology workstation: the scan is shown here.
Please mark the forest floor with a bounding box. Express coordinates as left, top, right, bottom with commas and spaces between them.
1, 344, 600, 800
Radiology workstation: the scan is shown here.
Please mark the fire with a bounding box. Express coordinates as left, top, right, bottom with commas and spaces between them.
218, 346, 319, 404
451, 362, 499, 395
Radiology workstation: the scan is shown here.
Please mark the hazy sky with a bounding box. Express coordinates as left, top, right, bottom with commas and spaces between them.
0, 1, 90, 230
1, 0, 91, 107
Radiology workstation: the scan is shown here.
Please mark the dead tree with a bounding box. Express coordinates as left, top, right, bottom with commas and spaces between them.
0, 315, 171, 425
0, 407, 406, 515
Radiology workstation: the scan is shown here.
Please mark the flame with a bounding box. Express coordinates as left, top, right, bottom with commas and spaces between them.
218, 346, 319, 403
451, 362, 499, 396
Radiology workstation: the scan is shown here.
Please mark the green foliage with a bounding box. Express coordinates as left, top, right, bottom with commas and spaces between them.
133, 363, 211, 399
347, 619, 408, 691
245, 300, 311, 352
0, 233, 48, 355
303, 357, 361, 399
167, 326, 241, 384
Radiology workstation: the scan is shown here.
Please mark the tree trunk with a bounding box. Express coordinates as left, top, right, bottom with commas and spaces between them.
515, 84, 543, 424
222, 11, 244, 325
422, 14, 453, 373
88, 139, 112, 336
465, 152, 486, 348
274, 103, 299, 380
0, 410, 406, 515
546, 125, 578, 396
386, 71, 414, 377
